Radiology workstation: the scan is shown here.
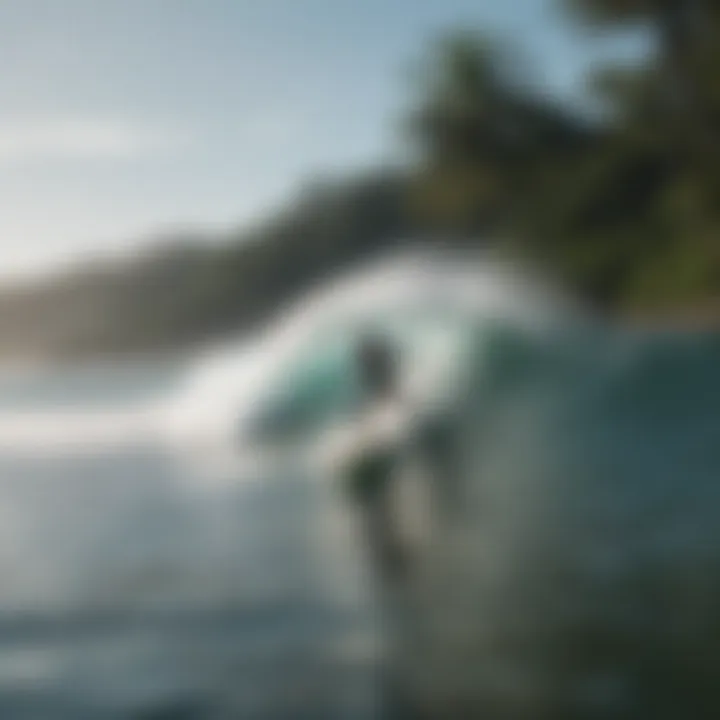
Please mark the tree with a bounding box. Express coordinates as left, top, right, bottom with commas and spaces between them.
566, 0, 720, 152
406, 32, 589, 234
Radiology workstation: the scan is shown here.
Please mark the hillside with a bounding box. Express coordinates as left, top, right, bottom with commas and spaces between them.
0, 173, 414, 359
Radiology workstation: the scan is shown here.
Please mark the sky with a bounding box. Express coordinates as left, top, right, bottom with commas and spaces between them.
0, 0, 648, 278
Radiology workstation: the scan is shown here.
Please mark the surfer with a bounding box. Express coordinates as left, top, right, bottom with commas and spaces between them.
344, 330, 467, 719
326, 327, 462, 583
344, 331, 411, 584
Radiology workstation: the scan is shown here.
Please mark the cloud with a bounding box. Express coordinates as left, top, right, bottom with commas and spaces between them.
0, 117, 187, 164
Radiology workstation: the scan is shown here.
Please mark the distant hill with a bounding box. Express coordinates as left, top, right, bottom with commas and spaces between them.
0, 172, 419, 360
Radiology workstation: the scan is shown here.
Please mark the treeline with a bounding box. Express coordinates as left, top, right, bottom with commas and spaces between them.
1, 0, 720, 358
409, 0, 720, 309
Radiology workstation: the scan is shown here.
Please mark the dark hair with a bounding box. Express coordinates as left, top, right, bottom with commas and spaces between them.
356, 332, 397, 398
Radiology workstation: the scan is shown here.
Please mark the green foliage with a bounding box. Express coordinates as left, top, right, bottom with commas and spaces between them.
564, 0, 656, 25
407, 1, 720, 312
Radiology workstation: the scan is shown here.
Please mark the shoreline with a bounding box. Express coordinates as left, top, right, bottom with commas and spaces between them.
2, 302, 720, 368
620, 299, 720, 332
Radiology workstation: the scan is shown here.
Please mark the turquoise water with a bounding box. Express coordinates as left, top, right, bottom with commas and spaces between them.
401, 324, 720, 718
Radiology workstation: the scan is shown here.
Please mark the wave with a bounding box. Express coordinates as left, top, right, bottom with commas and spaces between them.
162, 251, 580, 451
0, 252, 575, 461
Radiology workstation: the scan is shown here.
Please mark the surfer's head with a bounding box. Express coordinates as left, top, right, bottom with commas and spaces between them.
356, 332, 398, 399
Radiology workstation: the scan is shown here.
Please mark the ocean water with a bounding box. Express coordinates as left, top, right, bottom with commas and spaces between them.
0, 360, 385, 720
0, 256, 718, 719
395, 325, 720, 718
